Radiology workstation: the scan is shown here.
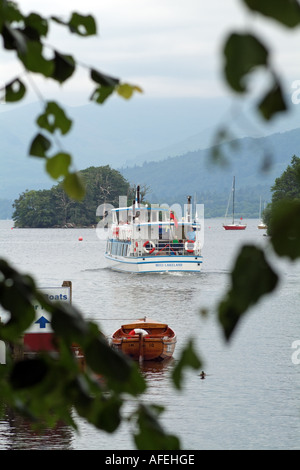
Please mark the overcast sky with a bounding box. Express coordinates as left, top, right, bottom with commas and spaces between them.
2, 0, 300, 108
0, 0, 300, 117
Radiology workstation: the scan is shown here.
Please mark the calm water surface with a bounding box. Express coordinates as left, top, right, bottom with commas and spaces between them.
0, 218, 299, 450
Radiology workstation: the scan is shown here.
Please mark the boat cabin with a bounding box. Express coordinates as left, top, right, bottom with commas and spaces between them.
104, 192, 203, 272
107, 205, 201, 258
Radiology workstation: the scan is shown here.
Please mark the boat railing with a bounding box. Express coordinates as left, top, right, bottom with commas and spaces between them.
141, 240, 200, 256
155, 241, 183, 255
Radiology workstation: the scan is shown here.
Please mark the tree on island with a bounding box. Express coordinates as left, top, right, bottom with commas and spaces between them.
262, 156, 300, 261
13, 166, 135, 228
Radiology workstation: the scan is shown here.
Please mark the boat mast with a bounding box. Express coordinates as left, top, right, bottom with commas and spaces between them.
194, 192, 198, 223
259, 195, 262, 221
133, 184, 140, 221
187, 195, 192, 223
232, 176, 235, 224
136, 184, 140, 206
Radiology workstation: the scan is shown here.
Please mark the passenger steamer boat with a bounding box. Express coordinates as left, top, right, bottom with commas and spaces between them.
104, 187, 203, 273
110, 317, 176, 361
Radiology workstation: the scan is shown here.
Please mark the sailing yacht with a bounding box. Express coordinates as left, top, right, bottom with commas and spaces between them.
258, 196, 267, 229
223, 176, 247, 230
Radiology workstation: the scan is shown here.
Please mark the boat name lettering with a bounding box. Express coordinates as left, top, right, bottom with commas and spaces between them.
155, 263, 183, 267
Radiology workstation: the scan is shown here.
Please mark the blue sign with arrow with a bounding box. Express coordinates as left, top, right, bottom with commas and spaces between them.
35, 316, 50, 329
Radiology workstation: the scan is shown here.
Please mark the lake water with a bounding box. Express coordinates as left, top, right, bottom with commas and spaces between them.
0, 218, 299, 450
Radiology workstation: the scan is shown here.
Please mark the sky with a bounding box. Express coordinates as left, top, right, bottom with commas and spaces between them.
2, 0, 300, 108
1, 0, 300, 150
1, 1, 300, 199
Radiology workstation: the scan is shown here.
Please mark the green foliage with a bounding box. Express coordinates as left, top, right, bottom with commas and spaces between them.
0, 1, 142, 200
223, 32, 286, 121
218, 0, 295, 148
218, 155, 300, 341
12, 189, 57, 228
12, 165, 133, 227
242, 0, 300, 28
5, 78, 26, 102
172, 340, 202, 389
62, 172, 85, 201
218, 245, 278, 340
271, 155, 300, 203
29, 133, 51, 158
258, 81, 287, 121
0, 260, 151, 439
0, 259, 36, 341
37, 102, 72, 135
270, 200, 300, 260
264, 156, 300, 259
264, 155, 300, 235
133, 404, 180, 450
224, 33, 269, 94
68, 13, 97, 36
46, 153, 72, 179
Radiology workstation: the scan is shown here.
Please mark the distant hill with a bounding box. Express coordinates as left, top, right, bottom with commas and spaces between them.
2, 96, 300, 218
120, 128, 300, 216
0, 96, 233, 201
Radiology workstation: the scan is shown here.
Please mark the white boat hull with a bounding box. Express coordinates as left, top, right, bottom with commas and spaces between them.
105, 253, 202, 273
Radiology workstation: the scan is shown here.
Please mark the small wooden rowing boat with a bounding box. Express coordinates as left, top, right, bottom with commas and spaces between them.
110, 317, 176, 361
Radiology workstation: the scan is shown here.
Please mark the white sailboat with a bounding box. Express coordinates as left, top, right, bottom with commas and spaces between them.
223, 176, 247, 230
258, 196, 267, 229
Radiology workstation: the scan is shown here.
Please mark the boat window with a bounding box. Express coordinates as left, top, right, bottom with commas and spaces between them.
112, 211, 116, 224
151, 209, 159, 223
174, 226, 184, 240
150, 223, 159, 239
139, 208, 147, 223
119, 209, 127, 224
161, 210, 168, 222
161, 225, 170, 240
111, 241, 118, 255
138, 225, 148, 240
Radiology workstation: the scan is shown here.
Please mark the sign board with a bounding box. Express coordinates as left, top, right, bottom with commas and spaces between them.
24, 285, 71, 353
25, 286, 71, 334
0, 340, 5, 364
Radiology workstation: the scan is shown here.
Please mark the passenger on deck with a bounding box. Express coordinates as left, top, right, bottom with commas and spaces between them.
187, 227, 196, 241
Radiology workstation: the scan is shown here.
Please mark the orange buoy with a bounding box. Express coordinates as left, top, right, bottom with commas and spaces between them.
78, 236, 83, 241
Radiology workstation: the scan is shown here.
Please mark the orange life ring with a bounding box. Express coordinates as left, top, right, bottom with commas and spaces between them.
143, 240, 155, 254
185, 240, 195, 253
129, 328, 148, 336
